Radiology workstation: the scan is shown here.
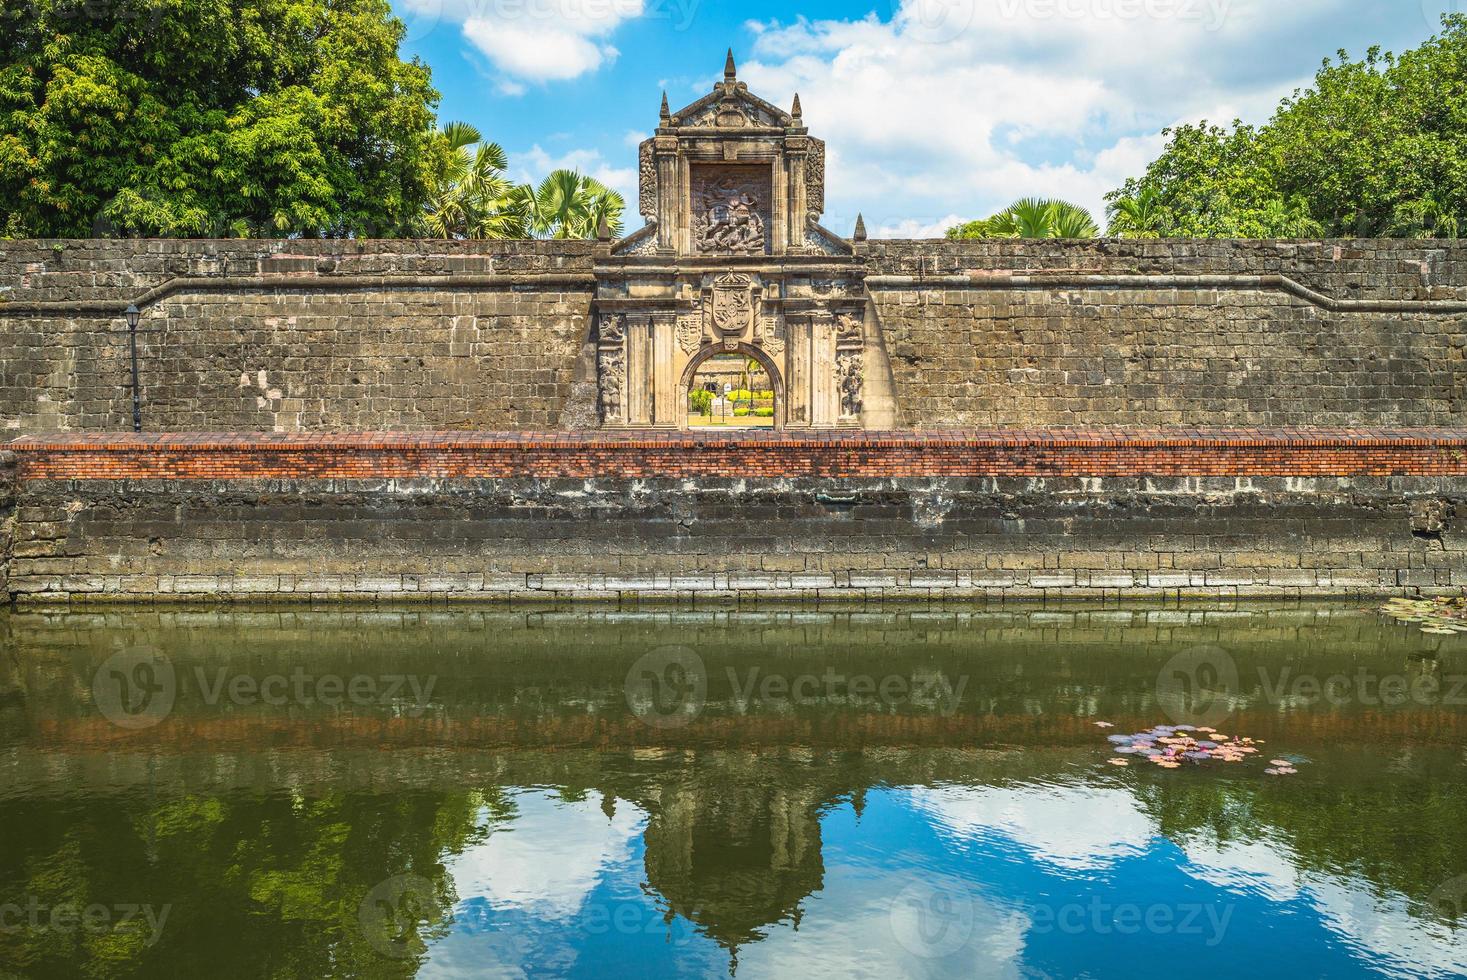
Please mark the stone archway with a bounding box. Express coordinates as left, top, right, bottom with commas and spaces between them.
678, 343, 786, 431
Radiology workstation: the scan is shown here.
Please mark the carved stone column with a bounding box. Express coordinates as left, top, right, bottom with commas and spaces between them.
650, 311, 678, 427
785, 314, 812, 428
810, 315, 837, 429
627, 315, 653, 427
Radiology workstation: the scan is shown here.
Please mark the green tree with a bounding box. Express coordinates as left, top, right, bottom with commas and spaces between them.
529, 169, 625, 239
1108, 15, 1467, 239
0, 0, 440, 238
421, 122, 533, 239
946, 198, 1099, 239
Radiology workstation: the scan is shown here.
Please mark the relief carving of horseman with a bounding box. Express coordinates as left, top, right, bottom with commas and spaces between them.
696, 176, 767, 254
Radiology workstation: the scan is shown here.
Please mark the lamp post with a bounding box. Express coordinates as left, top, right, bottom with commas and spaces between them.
125, 304, 142, 433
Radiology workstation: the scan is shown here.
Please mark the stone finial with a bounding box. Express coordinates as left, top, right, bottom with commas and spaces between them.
791, 93, 803, 122
660, 91, 671, 124
724, 48, 737, 82
596, 213, 612, 241
853, 214, 868, 241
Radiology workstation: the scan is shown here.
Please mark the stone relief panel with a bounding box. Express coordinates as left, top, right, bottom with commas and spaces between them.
837, 350, 863, 420
692, 166, 771, 255
759, 315, 785, 356
677, 314, 702, 355
836, 312, 864, 422
597, 314, 627, 424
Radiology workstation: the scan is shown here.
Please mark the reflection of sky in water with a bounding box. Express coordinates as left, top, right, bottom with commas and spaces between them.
420, 784, 1467, 980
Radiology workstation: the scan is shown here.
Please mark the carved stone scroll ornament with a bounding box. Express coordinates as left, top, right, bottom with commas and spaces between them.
694, 174, 768, 254
837, 349, 863, 420
806, 138, 826, 217
638, 142, 656, 220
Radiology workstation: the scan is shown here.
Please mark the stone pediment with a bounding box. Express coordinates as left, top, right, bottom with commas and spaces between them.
669, 86, 792, 131
666, 50, 794, 130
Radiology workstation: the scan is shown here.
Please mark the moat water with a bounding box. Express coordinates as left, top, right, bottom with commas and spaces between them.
1, 604, 1466, 979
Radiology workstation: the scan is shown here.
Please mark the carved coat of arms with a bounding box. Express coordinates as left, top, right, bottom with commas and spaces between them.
709, 274, 756, 337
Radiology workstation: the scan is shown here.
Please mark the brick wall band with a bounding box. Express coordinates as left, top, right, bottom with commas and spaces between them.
11, 430, 1467, 481
3, 430, 1465, 604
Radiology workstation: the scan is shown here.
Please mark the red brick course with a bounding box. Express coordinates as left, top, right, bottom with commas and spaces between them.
10, 429, 1467, 480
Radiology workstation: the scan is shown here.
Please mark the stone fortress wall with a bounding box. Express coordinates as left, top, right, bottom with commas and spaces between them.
3, 237, 1465, 436
6, 55, 1467, 604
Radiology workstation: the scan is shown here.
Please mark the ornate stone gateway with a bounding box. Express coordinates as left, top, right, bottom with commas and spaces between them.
594, 52, 873, 430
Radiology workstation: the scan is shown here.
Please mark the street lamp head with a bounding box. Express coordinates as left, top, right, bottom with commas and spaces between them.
125, 304, 141, 329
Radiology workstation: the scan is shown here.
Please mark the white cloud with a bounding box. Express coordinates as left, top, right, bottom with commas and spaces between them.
735, 0, 1355, 234
408, 0, 645, 84
513, 144, 638, 203
446, 790, 646, 920
910, 784, 1157, 871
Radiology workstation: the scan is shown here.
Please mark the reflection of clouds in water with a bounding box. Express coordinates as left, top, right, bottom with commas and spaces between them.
447, 790, 647, 920
910, 784, 1157, 871
1183, 837, 1467, 979
732, 865, 1030, 980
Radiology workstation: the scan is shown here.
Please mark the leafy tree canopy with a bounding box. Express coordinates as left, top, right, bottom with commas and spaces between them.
0, 0, 441, 238
1107, 15, 1467, 239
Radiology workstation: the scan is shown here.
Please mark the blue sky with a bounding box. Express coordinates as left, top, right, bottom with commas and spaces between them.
392, 0, 1455, 236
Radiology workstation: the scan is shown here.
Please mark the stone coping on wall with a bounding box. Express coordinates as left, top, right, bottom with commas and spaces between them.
11, 428, 1467, 480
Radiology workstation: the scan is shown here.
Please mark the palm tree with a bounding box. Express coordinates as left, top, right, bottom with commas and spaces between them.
1107, 187, 1170, 238
948, 198, 1100, 239
422, 122, 533, 239
529, 169, 626, 239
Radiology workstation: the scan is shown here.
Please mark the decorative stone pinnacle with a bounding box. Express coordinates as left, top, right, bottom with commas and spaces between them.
791, 93, 802, 121
724, 48, 737, 81
596, 214, 612, 241
660, 91, 670, 122
853, 214, 867, 241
